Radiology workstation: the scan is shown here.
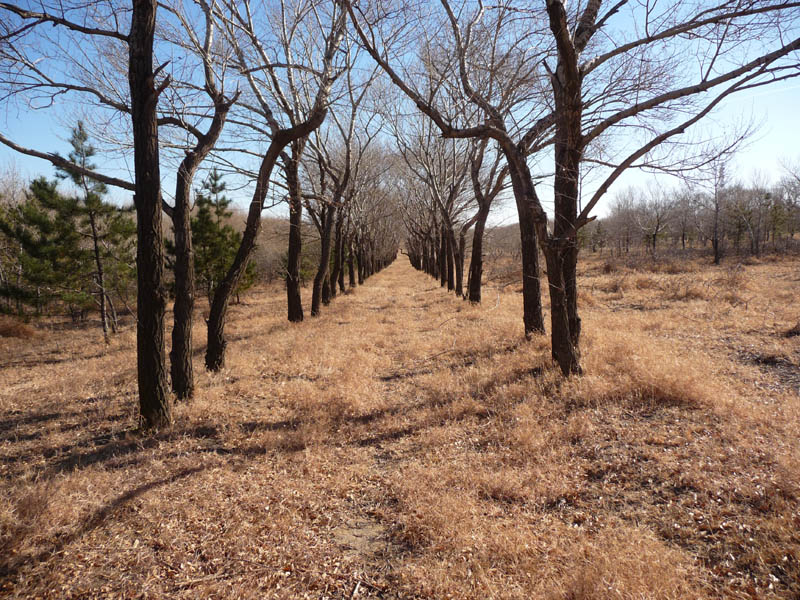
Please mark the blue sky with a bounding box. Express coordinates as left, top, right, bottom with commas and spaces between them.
1, 11, 798, 225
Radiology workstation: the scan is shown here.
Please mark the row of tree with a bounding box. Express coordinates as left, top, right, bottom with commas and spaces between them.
1, 0, 799, 426
590, 164, 800, 260
0, 0, 401, 427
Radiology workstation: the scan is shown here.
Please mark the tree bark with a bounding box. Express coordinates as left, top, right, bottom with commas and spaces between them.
446, 224, 455, 292
467, 203, 490, 303
169, 161, 196, 400
347, 239, 356, 287
439, 224, 447, 287
170, 92, 233, 400
455, 228, 465, 297
311, 204, 335, 316
357, 243, 365, 284
545, 5, 584, 374
88, 212, 109, 344
129, 0, 171, 428
502, 146, 545, 337
286, 145, 305, 323
206, 128, 297, 371
330, 209, 344, 298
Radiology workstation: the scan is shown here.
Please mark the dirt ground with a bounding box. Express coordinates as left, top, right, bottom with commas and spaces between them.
1, 255, 798, 599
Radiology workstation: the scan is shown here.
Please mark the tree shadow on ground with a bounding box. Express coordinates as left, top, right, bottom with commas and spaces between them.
0, 465, 207, 586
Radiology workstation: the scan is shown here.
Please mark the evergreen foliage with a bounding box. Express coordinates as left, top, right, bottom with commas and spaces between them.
0, 123, 135, 322
188, 169, 256, 302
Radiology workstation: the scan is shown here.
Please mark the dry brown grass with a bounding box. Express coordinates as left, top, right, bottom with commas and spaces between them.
0, 316, 36, 339
1, 254, 798, 599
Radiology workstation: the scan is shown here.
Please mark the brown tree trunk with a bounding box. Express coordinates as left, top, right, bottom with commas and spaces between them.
446, 225, 455, 292
170, 94, 232, 399
348, 239, 356, 287
170, 162, 196, 400
129, 0, 171, 428
330, 209, 344, 298
286, 145, 304, 323
311, 204, 335, 316
357, 243, 365, 284
502, 147, 545, 337
106, 293, 118, 333
546, 12, 583, 374
439, 224, 447, 287
206, 129, 299, 371
467, 203, 490, 303
337, 230, 346, 292
455, 228, 465, 297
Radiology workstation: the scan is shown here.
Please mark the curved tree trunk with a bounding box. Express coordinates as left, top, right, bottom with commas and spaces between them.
129, 0, 170, 428
169, 92, 233, 399
206, 129, 298, 371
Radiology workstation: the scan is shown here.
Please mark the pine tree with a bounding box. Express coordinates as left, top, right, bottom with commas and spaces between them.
0, 178, 93, 318
0, 124, 135, 335
191, 169, 256, 303
56, 122, 136, 341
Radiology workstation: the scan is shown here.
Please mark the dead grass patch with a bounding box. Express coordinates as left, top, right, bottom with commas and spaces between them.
0, 316, 36, 339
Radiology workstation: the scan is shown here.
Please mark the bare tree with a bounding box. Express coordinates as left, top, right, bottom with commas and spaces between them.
0, 0, 240, 400
304, 39, 382, 316
203, 0, 348, 368
466, 139, 508, 303
0, 0, 175, 426
349, 0, 800, 375
634, 185, 674, 258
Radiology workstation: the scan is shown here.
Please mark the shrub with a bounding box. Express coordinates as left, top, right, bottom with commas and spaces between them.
0, 315, 36, 338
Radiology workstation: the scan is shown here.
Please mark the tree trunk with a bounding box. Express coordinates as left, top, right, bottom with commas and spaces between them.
129, 0, 171, 428
169, 90, 232, 398
455, 228, 465, 297
467, 203, 490, 303
357, 243, 365, 284
311, 204, 335, 316
439, 224, 447, 287
88, 212, 109, 344
545, 32, 583, 374
502, 147, 545, 337
348, 239, 356, 287
337, 234, 346, 291
286, 147, 304, 322
330, 209, 343, 298
206, 129, 298, 371
446, 225, 455, 292
106, 292, 118, 333
170, 161, 196, 400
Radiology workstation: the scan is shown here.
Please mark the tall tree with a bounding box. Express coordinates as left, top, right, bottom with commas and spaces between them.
204, 0, 348, 369
128, 0, 171, 427
56, 122, 134, 342
349, 0, 800, 375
